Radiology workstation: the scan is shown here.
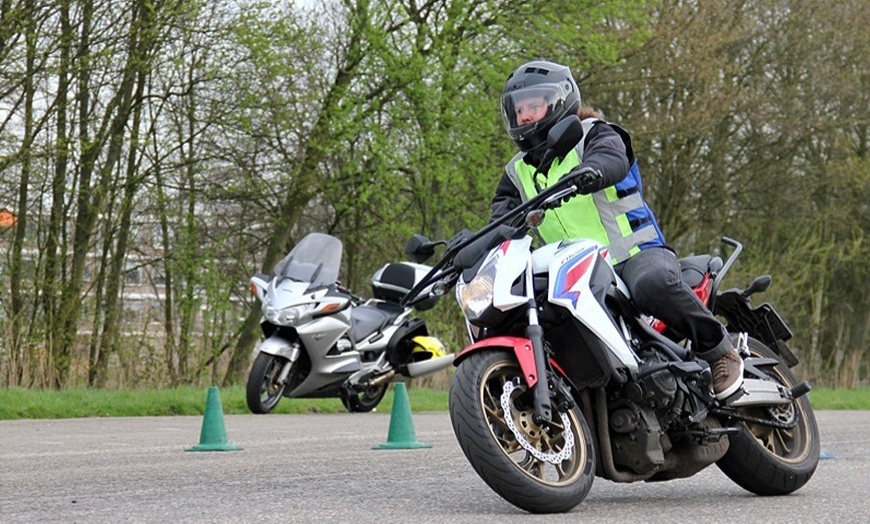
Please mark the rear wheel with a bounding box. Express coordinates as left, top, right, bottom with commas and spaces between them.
246, 352, 291, 414
449, 350, 595, 514
716, 337, 819, 495
340, 383, 388, 413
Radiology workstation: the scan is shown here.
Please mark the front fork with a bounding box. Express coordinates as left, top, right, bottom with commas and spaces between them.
259, 336, 301, 386
523, 257, 552, 424
275, 360, 294, 385
527, 324, 551, 424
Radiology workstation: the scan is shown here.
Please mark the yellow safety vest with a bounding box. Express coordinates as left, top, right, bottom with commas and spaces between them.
504, 119, 660, 264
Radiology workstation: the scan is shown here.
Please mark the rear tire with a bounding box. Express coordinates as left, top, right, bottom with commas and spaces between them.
716, 337, 819, 495
340, 383, 388, 413
246, 352, 289, 414
449, 350, 595, 514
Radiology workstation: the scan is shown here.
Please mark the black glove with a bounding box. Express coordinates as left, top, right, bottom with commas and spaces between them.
568, 167, 603, 195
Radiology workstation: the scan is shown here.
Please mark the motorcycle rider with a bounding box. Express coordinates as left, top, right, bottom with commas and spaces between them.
489, 60, 744, 399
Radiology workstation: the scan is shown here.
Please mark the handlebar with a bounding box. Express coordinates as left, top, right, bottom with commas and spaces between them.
400, 173, 583, 307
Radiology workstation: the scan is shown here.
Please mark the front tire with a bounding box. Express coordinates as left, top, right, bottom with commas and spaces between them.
449, 350, 595, 514
246, 352, 290, 414
716, 337, 820, 495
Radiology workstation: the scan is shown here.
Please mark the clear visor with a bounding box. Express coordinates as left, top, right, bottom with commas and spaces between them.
501, 84, 568, 131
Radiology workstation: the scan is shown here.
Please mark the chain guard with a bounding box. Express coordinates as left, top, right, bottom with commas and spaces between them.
499, 380, 575, 464
712, 407, 797, 430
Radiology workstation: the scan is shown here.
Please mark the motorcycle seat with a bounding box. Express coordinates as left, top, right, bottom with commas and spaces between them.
679, 255, 723, 288
349, 301, 405, 344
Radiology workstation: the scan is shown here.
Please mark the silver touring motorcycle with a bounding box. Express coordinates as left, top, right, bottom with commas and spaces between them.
246, 232, 454, 414
402, 115, 819, 513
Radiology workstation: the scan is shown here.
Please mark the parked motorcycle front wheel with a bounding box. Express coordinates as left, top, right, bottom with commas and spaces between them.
716, 337, 820, 495
449, 350, 595, 514
246, 352, 291, 414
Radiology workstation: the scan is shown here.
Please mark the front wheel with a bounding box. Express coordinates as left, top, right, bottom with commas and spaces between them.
716, 337, 820, 495
449, 350, 595, 514
246, 352, 291, 414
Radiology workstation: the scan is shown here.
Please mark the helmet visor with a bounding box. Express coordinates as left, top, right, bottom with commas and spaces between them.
501, 83, 569, 147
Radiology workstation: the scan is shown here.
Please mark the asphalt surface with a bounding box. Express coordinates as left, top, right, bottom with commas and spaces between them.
0, 410, 867, 523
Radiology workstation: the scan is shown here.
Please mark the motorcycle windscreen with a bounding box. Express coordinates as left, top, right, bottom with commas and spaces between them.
273, 232, 343, 288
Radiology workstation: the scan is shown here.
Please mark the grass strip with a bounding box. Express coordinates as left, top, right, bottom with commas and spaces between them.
0, 386, 866, 420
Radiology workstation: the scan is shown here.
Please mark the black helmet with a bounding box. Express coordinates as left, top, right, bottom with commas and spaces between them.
501, 61, 581, 152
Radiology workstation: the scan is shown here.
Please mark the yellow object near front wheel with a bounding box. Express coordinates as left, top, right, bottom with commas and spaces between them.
410, 335, 447, 360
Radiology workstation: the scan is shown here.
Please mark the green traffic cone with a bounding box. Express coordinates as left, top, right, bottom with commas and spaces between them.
373, 382, 431, 450
186, 386, 242, 452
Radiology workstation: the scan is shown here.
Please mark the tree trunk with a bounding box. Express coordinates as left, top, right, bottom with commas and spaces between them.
54, 0, 147, 387
41, 0, 72, 387
7, 0, 36, 387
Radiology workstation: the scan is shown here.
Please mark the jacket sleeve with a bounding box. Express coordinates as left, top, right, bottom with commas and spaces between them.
580, 122, 630, 189
489, 171, 522, 224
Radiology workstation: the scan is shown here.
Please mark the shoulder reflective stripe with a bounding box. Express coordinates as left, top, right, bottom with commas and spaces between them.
505, 152, 527, 201
573, 141, 585, 162
576, 118, 599, 162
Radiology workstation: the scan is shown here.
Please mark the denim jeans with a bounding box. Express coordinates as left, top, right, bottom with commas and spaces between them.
615, 246, 731, 362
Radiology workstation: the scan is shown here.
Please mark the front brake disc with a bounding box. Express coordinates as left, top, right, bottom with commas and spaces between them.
500, 380, 574, 464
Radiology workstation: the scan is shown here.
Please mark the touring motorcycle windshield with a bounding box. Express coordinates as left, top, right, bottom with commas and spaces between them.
272, 232, 343, 288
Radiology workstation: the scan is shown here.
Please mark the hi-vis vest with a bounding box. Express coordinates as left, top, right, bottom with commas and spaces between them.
505, 118, 666, 265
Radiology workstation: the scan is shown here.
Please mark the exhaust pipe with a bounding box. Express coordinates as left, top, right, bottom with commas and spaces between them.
365, 354, 455, 387
403, 354, 455, 378
367, 369, 397, 387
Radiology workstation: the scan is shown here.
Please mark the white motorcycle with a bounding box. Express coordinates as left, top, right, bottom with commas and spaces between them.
246, 232, 454, 414
401, 115, 818, 513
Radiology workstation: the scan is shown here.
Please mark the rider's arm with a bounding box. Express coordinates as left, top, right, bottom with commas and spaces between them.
489, 171, 521, 223
579, 123, 630, 190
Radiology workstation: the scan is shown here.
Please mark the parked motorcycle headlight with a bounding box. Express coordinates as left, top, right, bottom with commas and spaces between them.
263, 302, 314, 326
457, 257, 498, 323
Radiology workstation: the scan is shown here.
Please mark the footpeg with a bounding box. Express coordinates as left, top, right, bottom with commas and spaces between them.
736, 332, 750, 357
789, 381, 812, 399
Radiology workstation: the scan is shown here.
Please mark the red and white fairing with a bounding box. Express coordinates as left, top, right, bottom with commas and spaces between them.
536, 239, 639, 373
477, 236, 639, 374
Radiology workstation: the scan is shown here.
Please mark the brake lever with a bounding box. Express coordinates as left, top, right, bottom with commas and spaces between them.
541, 184, 579, 210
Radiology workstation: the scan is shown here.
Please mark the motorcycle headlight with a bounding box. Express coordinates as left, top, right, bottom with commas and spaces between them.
457, 257, 498, 323
263, 301, 314, 326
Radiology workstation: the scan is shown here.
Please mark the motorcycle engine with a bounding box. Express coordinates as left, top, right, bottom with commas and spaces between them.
607, 346, 681, 475
636, 346, 678, 411
607, 344, 727, 478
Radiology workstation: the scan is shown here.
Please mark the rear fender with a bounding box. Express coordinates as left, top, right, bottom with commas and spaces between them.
714, 290, 798, 367
454, 336, 539, 387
